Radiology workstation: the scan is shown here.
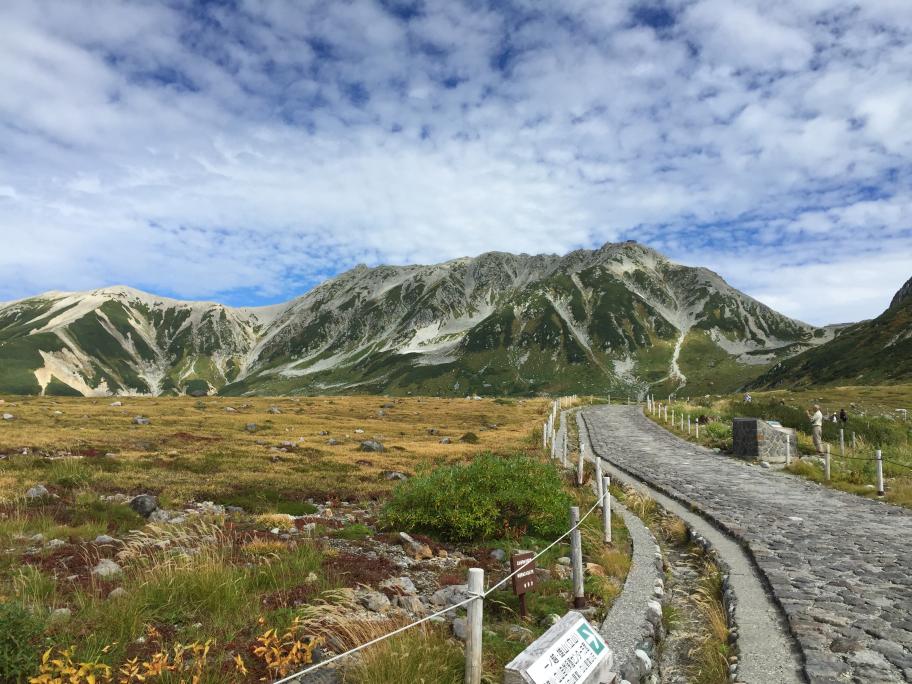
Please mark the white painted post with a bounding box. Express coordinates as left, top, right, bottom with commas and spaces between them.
569, 506, 585, 608
824, 444, 831, 481
465, 567, 484, 684
671, 409, 675, 426
602, 476, 612, 543
687, 415, 691, 435
876, 449, 885, 496
664, 405, 668, 422
785, 436, 791, 466
680, 414, 684, 431
595, 458, 603, 502
840, 429, 845, 457
695, 420, 700, 439
543, 422, 548, 449
577, 441, 585, 486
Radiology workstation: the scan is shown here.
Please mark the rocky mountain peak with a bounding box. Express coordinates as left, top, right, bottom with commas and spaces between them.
889, 276, 912, 309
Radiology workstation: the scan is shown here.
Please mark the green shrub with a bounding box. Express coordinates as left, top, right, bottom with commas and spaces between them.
381, 453, 571, 541
0, 601, 44, 683
459, 432, 479, 444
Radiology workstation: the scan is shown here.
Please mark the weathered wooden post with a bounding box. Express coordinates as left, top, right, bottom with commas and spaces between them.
876, 449, 885, 496
824, 444, 831, 481
695, 420, 700, 439
569, 506, 585, 608
840, 429, 845, 457
687, 415, 691, 435
465, 567, 484, 684
664, 404, 668, 422
671, 409, 675, 425
785, 436, 791, 466
680, 414, 684, 431
852, 431, 856, 451
577, 441, 585, 486
602, 476, 611, 544
595, 458, 603, 501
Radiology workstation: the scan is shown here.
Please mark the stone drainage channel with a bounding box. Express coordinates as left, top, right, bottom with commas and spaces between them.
579, 409, 805, 684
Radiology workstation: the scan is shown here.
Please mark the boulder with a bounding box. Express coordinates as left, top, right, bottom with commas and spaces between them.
129, 494, 159, 518
2, 413, 14, 421
110, 401, 123, 407
489, 548, 506, 562
326, 438, 340, 446
452, 617, 468, 641
25, 484, 50, 499
92, 559, 123, 579
507, 625, 534, 643
359, 440, 385, 453
383, 471, 407, 481
439, 437, 451, 444
267, 406, 282, 414
430, 584, 469, 607
132, 416, 150, 425
585, 562, 606, 577
395, 595, 426, 615
49, 608, 72, 624
94, 534, 116, 545
107, 587, 128, 600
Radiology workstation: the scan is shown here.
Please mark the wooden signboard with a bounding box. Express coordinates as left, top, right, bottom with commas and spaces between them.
511, 551, 537, 618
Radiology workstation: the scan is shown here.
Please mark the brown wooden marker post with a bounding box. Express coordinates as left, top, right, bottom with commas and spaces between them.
511, 551, 537, 619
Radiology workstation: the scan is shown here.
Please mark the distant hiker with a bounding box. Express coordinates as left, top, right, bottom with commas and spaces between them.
839, 408, 848, 426
806, 404, 824, 454
743, 393, 752, 403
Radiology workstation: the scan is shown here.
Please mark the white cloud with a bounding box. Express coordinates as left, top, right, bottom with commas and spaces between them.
0, 0, 908, 326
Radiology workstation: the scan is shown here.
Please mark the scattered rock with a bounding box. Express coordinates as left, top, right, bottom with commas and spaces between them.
551, 564, 572, 580
110, 401, 123, 407
377, 409, 386, 417
3, 413, 15, 421
46, 539, 66, 550
380, 576, 418, 595
268, 406, 282, 414
426, 428, 439, 436
226, 505, 245, 514
395, 595, 426, 615
359, 440, 385, 453
94, 534, 116, 545
25, 484, 50, 499
831, 637, 862, 653
245, 423, 258, 432
129, 494, 159, 518
585, 562, 606, 577
107, 587, 128, 600
634, 649, 653, 677
439, 437, 451, 444
437, 549, 448, 559
132, 416, 150, 426
225, 407, 237, 413
489, 549, 506, 562
354, 429, 365, 434
760, 461, 771, 469
359, 591, 391, 613
148, 509, 173, 523
452, 617, 468, 641
326, 438, 340, 446
49, 608, 72, 624
430, 584, 469, 607
540, 613, 561, 627
92, 559, 123, 579
507, 625, 534, 643
459, 432, 479, 444
383, 470, 407, 481
557, 556, 571, 566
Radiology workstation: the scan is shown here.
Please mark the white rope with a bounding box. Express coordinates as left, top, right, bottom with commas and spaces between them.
272, 487, 609, 683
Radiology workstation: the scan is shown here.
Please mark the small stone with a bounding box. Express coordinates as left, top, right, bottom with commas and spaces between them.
646, 600, 662, 626
540, 613, 561, 627
760, 461, 771, 469
395, 595, 427, 615
225, 407, 237, 413
245, 423, 258, 432
26, 484, 50, 499
383, 471, 407, 480
634, 649, 653, 676
49, 607, 72, 624
439, 437, 451, 444
46, 539, 66, 549
94, 534, 116, 545
452, 617, 468, 641
132, 416, 150, 425
92, 559, 123, 578
107, 587, 128, 600
305, 572, 319, 583
110, 401, 123, 407
2, 413, 13, 421
585, 562, 605, 577
489, 548, 506, 562
437, 549, 448, 559
129, 494, 159, 518
508, 625, 534, 643
267, 406, 282, 414
557, 556, 571, 566
226, 505, 245, 514
326, 438, 340, 446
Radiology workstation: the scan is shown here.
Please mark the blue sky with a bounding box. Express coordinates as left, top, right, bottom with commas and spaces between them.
1, 0, 910, 325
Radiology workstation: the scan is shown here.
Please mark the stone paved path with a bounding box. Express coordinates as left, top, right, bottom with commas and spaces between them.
583, 405, 912, 683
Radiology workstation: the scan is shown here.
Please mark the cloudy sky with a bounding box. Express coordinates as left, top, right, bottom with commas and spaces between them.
1, 0, 910, 325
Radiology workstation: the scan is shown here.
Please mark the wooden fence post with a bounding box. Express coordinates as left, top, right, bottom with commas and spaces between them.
876, 449, 885, 496
569, 507, 585, 608
602, 476, 612, 544
465, 568, 484, 684
840, 429, 845, 457
595, 458, 603, 501
577, 442, 585, 486
695, 420, 700, 439
824, 444, 831, 481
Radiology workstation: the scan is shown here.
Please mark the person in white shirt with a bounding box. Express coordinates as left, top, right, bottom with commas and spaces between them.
806, 404, 824, 454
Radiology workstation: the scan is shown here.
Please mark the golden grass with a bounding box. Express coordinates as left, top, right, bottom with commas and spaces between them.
0, 395, 547, 504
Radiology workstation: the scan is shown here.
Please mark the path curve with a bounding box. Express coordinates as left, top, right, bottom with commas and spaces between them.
582, 405, 912, 684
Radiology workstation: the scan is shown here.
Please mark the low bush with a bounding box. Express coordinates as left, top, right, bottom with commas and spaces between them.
0, 600, 45, 683
381, 453, 571, 541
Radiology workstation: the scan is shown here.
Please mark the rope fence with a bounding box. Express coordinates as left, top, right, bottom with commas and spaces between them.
275, 397, 606, 684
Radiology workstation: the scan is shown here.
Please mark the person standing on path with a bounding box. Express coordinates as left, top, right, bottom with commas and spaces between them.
806, 404, 824, 454
839, 408, 848, 427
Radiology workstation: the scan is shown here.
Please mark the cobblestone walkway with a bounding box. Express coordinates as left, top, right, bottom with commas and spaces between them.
583, 405, 912, 683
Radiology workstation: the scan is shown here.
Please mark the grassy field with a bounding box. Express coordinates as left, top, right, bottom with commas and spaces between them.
644, 385, 912, 507
0, 394, 629, 683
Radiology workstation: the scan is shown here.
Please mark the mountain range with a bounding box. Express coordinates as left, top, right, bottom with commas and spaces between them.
0, 241, 841, 397
751, 275, 912, 389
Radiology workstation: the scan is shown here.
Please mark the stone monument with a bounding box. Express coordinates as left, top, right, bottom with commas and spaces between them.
732, 417, 796, 464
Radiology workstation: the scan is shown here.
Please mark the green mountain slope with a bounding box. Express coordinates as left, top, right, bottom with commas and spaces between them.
751, 276, 912, 388
0, 242, 826, 397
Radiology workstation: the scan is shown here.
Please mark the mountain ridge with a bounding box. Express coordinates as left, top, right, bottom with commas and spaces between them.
0, 241, 831, 397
